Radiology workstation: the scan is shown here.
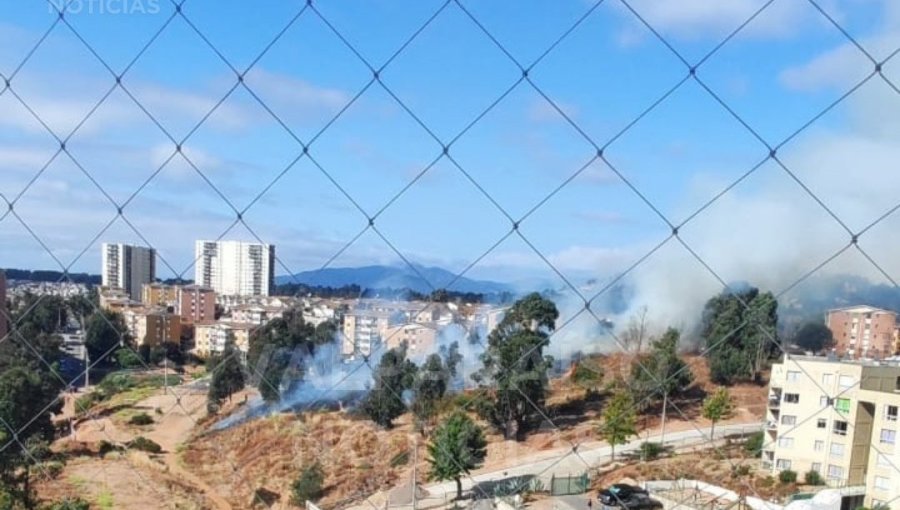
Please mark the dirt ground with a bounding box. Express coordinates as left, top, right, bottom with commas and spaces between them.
38, 382, 255, 510
34, 354, 767, 510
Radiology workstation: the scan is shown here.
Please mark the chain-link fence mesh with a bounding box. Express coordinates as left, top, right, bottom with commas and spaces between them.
2, 0, 900, 509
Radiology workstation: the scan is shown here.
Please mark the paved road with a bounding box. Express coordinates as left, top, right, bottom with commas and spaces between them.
424, 422, 763, 499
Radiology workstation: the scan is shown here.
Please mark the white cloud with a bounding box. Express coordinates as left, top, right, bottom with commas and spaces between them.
619, 0, 830, 41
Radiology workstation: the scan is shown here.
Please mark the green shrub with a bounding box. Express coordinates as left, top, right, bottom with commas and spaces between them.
128, 413, 153, 426
127, 436, 162, 454
779, 470, 798, 484
291, 463, 325, 505
804, 470, 824, 486
43, 498, 91, 510
744, 431, 764, 457
731, 464, 752, 478
639, 442, 668, 461
41, 460, 65, 480
97, 440, 123, 457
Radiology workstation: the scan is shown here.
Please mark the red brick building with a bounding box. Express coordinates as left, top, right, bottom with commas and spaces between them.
826, 305, 898, 359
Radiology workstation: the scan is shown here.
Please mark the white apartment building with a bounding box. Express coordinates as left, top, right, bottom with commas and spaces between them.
194, 241, 275, 297
765, 355, 900, 508
101, 243, 156, 301
341, 310, 392, 360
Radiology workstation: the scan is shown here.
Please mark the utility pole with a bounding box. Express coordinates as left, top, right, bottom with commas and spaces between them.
412, 435, 418, 510
81, 316, 89, 389
661, 391, 668, 447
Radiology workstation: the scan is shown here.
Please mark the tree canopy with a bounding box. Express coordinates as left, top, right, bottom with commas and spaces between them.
702, 387, 734, 438
472, 293, 558, 440
85, 310, 132, 365
426, 411, 487, 500
361, 344, 418, 428
701, 288, 778, 385
630, 328, 693, 409
207, 344, 247, 414
597, 388, 637, 461
791, 322, 834, 353
247, 310, 336, 403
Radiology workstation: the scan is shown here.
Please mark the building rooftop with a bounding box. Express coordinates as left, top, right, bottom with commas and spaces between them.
783, 353, 900, 367
827, 304, 897, 315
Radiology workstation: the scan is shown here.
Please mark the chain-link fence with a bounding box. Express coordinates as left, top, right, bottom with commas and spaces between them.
2, 1, 900, 510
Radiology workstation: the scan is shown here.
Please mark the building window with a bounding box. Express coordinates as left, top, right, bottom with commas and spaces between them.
782, 415, 797, 426
784, 393, 799, 404
820, 396, 829, 408
811, 462, 821, 473
839, 375, 855, 389
886, 405, 898, 422
787, 371, 801, 382
827, 465, 844, 479
817, 418, 827, 429
822, 374, 834, 387
834, 421, 848, 436
830, 443, 844, 457
814, 440, 824, 452
835, 398, 852, 414
874, 476, 890, 491
778, 437, 794, 448
880, 429, 896, 445
776, 459, 791, 470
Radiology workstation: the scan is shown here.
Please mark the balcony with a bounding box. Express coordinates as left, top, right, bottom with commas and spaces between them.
768, 399, 781, 410
766, 421, 778, 431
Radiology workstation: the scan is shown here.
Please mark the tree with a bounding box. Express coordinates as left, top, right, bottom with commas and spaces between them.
597, 389, 637, 462
85, 310, 132, 365
702, 388, 734, 439
426, 412, 487, 500
629, 328, 694, 439
472, 293, 558, 440
291, 462, 325, 505
0, 366, 62, 508
207, 344, 246, 414
702, 288, 779, 385
247, 311, 336, 403
630, 328, 693, 399
792, 322, 834, 353
621, 306, 649, 353
362, 344, 418, 428
440, 341, 463, 379
413, 353, 450, 427
572, 358, 604, 398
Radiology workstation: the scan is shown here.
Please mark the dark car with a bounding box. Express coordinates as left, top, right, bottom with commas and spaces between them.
599, 486, 661, 510
598, 484, 648, 506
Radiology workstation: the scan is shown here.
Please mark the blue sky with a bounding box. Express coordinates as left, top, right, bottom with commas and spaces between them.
2, 0, 900, 318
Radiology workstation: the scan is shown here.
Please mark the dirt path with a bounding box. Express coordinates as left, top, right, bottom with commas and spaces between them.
62, 382, 255, 509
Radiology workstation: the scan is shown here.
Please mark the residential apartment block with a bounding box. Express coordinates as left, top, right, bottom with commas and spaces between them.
142, 283, 179, 309
101, 243, 156, 301
341, 310, 393, 359
384, 323, 437, 355
122, 308, 181, 347
827, 306, 898, 359
177, 285, 216, 324
765, 355, 900, 508
193, 322, 253, 358
194, 241, 275, 297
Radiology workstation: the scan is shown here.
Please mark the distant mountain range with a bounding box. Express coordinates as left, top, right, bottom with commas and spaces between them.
275, 264, 514, 295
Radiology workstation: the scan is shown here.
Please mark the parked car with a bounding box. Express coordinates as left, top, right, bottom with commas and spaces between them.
599, 485, 661, 510
598, 484, 648, 506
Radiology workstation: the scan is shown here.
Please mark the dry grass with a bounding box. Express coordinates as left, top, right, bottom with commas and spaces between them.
183, 412, 416, 509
